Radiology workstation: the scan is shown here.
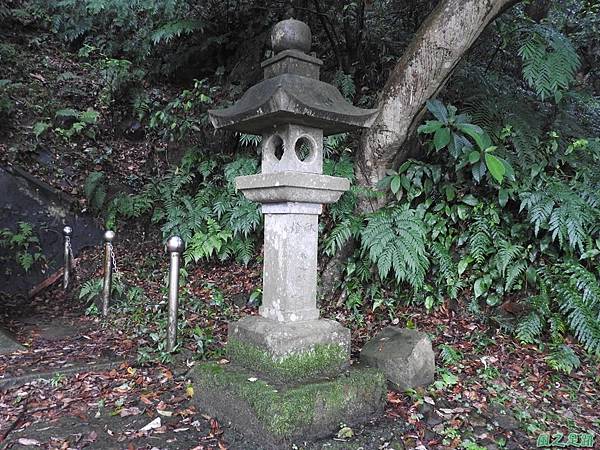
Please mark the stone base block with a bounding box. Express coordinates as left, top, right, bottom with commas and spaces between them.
190, 362, 386, 449
228, 316, 350, 383
360, 327, 435, 391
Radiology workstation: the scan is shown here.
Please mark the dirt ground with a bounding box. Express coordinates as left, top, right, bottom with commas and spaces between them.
1, 263, 598, 450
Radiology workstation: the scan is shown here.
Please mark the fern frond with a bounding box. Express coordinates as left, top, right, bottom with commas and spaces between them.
151, 19, 205, 44
546, 344, 581, 374
518, 25, 580, 100
361, 207, 428, 289
516, 311, 543, 344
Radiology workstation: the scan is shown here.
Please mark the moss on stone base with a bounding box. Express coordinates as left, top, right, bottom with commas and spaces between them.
227, 338, 348, 384
191, 362, 386, 443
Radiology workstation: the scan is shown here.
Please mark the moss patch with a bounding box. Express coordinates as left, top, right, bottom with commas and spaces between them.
192, 363, 386, 438
227, 338, 348, 384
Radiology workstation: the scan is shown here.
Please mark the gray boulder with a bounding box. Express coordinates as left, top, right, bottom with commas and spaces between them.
0, 328, 23, 354
360, 327, 435, 391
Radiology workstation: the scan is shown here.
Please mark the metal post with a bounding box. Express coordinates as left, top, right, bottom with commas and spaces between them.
166, 236, 185, 352
62, 226, 72, 290
101, 230, 115, 316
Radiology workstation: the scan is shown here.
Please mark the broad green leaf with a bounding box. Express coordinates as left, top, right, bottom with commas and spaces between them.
457, 123, 491, 150
426, 100, 448, 123
471, 160, 486, 183
474, 278, 488, 298
390, 176, 401, 195
486, 295, 501, 306
498, 188, 509, 207
433, 127, 451, 150
456, 204, 469, 220
55, 108, 79, 118
444, 185, 456, 201
462, 194, 479, 206
80, 109, 99, 124
468, 151, 480, 164
33, 121, 50, 138
417, 120, 443, 134
458, 259, 470, 275
485, 153, 506, 183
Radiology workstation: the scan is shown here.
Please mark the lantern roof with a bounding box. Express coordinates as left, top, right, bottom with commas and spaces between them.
208, 19, 378, 136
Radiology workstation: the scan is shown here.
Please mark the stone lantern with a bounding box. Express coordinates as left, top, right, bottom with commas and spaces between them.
191, 18, 386, 448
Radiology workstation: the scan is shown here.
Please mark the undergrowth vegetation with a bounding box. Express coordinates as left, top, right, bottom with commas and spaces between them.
1, 0, 599, 372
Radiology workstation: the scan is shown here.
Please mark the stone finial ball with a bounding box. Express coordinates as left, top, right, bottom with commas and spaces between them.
63, 226, 72, 236
271, 19, 311, 54
104, 230, 116, 242
166, 236, 185, 253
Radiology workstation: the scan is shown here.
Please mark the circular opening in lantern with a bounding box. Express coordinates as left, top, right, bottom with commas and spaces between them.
295, 136, 315, 162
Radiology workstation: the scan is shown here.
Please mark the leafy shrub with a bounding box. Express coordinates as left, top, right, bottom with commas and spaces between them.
84, 171, 107, 212
324, 98, 600, 360
0, 222, 46, 274
53, 107, 100, 140
108, 149, 261, 266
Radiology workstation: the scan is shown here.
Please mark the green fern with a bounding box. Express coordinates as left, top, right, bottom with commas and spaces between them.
495, 240, 527, 291
468, 214, 493, 265
333, 71, 355, 100
84, 171, 107, 212
430, 242, 463, 299
361, 207, 428, 289
520, 182, 598, 254
439, 344, 463, 366
516, 311, 544, 344
151, 19, 205, 44
553, 262, 600, 355
518, 25, 580, 101
546, 344, 581, 374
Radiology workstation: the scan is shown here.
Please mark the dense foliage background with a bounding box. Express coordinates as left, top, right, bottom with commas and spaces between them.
1, 0, 599, 373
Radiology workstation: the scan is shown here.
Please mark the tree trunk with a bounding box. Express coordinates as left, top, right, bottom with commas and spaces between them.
320, 0, 520, 298
355, 0, 519, 210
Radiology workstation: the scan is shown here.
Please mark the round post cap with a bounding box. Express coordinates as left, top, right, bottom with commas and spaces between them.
271, 18, 311, 54
103, 230, 116, 242
63, 226, 73, 236
166, 236, 185, 253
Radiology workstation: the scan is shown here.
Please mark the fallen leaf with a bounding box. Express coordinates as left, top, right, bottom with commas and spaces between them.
186, 385, 194, 398
337, 426, 353, 439
157, 409, 172, 417
17, 438, 40, 446
30, 73, 45, 83
120, 406, 142, 417
140, 417, 161, 431
114, 382, 131, 393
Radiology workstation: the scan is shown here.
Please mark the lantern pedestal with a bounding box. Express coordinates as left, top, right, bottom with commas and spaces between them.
191, 363, 385, 450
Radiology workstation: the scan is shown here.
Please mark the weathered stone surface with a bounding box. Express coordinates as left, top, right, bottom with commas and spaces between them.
261, 124, 323, 174
228, 316, 350, 383
262, 49, 322, 79
0, 327, 23, 354
190, 363, 386, 450
271, 18, 312, 54
236, 172, 349, 204
360, 327, 435, 391
261, 207, 320, 322
0, 166, 101, 296
229, 316, 350, 359
200, 18, 383, 446
208, 74, 378, 135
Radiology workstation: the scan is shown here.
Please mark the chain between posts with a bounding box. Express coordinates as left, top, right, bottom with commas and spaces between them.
109, 242, 121, 280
